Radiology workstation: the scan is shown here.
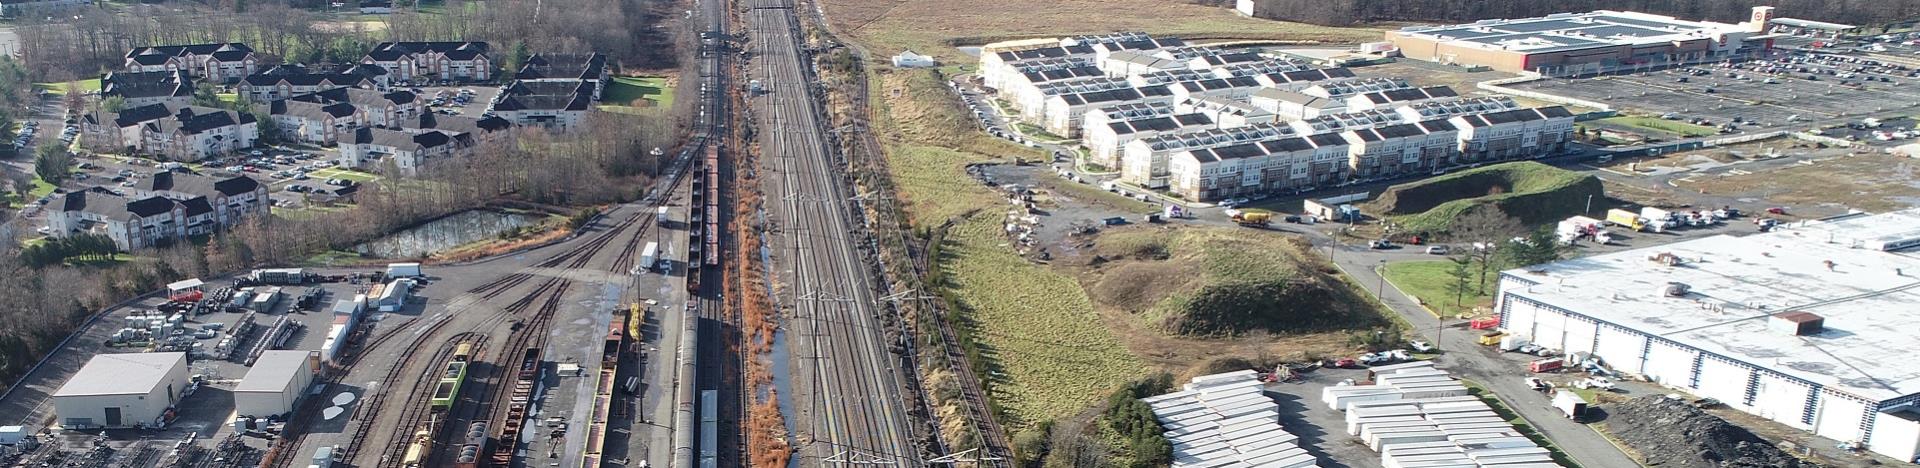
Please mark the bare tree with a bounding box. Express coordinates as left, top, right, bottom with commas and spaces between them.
1447, 208, 1524, 295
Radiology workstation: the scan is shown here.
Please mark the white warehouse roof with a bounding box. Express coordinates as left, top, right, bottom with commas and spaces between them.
1501, 211, 1920, 401
55, 352, 186, 397
1144, 371, 1318, 468
237, 351, 314, 393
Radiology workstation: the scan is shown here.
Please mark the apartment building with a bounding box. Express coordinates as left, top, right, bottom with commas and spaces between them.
362, 42, 491, 82
124, 43, 257, 83
81, 104, 258, 161
262, 100, 358, 145
490, 80, 596, 130
48, 173, 266, 250
100, 70, 193, 108
236, 63, 389, 102
516, 53, 610, 100
287, 87, 422, 129
337, 127, 468, 174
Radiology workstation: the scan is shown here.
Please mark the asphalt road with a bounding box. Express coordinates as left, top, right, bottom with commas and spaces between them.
742, 0, 920, 465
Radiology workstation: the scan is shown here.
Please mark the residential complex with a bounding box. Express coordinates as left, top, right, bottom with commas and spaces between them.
489, 79, 595, 130
1385, 9, 1776, 75
362, 41, 492, 83
235, 63, 390, 102
1495, 208, 1920, 462
47, 172, 268, 250
100, 70, 194, 108
123, 43, 258, 83
979, 32, 1574, 202
80, 103, 260, 161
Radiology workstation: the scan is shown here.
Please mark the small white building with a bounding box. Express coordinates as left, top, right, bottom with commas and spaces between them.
53, 352, 191, 429
891, 50, 936, 68
233, 351, 317, 418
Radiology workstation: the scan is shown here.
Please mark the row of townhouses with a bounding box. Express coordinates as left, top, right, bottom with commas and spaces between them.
80, 104, 259, 162
976, 33, 1579, 202
48, 172, 269, 250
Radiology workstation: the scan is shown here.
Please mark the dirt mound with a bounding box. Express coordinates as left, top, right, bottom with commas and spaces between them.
1083, 227, 1385, 337
1364, 161, 1603, 235
1606, 396, 1819, 468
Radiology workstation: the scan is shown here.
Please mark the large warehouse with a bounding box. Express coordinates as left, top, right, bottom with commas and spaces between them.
1494, 209, 1920, 462
234, 350, 318, 418
1385, 9, 1775, 75
53, 352, 190, 429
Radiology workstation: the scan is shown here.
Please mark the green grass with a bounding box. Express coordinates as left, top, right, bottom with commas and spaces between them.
3, 176, 61, 209
877, 67, 1140, 429
35, 80, 102, 95
217, 93, 242, 105
940, 214, 1146, 428
1367, 161, 1604, 236
603, 76, 673, 107
300, 249, 368, 267
1012, 123, 1067, 143
1380, 260, 1496, 318
1597, 116, 1717, 138
308, 167, 380, 183
64, 253, 135, 266
1460, 379, 1585, 468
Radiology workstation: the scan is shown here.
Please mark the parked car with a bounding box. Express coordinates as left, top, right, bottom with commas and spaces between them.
1425, 245, 1450, 255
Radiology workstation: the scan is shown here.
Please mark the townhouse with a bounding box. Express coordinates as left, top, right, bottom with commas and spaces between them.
1042, 85, 1174, 137
1341, 120, 1459, 178
123, 43, 257, 83
399, 112, 513, 147
337, 127, 469, 175
81, 103, 258, 161
1001, 59, 1106, 116
1344, 86, 1460, 112
1175, 97, 1278, 128
1080, 102, 1215, 169
1164, 131, 1353, 202
235, 63, 389, 102
1248, 77, 1412, 120
1449, 106, 1576, 161
1117, 123, 1297, 188
362, 41, 491, 83
489, 80, 595, 130
48, 172, 267, 250
101, 70, 193, 108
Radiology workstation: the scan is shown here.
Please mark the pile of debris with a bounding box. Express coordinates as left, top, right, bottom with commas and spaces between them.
1606, 396, 1819, 468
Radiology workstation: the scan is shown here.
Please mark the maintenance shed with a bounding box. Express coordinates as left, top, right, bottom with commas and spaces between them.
53, 352, 190, 429
233, 350, 317, 418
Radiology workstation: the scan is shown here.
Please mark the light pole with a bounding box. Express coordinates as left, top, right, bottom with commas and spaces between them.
1585, 194, 1593, 215
1375, 259, 1387, 300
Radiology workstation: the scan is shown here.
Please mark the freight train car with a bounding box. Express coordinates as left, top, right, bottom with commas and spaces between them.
430, 343, 473, 410
453, 421, 487, 468
491, 347, 543, 466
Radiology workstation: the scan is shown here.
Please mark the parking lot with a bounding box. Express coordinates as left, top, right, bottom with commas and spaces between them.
1510, 49, 1920, 143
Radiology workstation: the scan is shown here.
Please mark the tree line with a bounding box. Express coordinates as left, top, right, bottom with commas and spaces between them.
1247, 0, 1920, 29
15, 0, 680, 82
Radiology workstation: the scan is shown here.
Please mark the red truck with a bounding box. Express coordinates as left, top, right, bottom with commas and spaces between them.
1528, 358, 1565, 373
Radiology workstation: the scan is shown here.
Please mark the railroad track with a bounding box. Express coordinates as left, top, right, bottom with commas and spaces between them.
338, 332, 470, 466
480, 280, 571, 465
371, 333, 488, 468
744, 0, 919, 463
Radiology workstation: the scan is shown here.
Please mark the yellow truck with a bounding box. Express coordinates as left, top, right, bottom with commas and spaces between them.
1232, 211, 1272, 227
1605, 208, 1645, 232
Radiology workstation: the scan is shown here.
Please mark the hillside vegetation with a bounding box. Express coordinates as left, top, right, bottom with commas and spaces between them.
1251, 0, 1917, 28
1365, 162, 1602, 236
1087, 227, 1387, 337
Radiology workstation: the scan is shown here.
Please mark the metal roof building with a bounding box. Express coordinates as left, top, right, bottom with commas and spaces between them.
1495, 208, 1920, 462
53, 352, 190, 429
234, 350, 317, 418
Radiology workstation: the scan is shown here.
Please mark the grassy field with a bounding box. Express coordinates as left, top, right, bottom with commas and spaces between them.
1085, 227, 1388, 337
1597, 116, 1718, 138
308, 167, 381, 183
603, 76, 673, 107
876, 68, 1142, 428
823, 0, 1382, 63
35, 80, 101, 95
1380, 260, 1495, 318
3, 176, 59, 209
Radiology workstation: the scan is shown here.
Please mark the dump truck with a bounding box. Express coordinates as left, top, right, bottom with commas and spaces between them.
1478, 331, 1506, 346
1232, 211, 1272, 227
1605, 208, 1646, 232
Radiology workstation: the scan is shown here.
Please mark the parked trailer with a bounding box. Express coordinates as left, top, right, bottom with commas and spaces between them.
640, 242, 660, 273
1553, 391, 1589, 421
657, 206, 672, 226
